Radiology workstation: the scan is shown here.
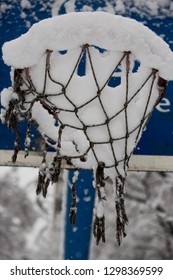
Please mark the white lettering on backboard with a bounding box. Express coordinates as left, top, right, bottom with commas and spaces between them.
156, 97, 171, 113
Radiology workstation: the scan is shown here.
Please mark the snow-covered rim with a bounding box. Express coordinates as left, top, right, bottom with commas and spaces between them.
2, 11, 173, 80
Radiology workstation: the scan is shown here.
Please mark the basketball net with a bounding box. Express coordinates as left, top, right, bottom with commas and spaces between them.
1, 13, 169, 245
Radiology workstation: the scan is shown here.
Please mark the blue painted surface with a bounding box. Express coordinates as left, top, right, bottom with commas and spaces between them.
133, 17, 173, 156
65, 169, 95, 260
1, 0, 173, 260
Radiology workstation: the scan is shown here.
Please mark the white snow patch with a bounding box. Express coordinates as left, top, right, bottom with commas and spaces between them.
2, 12, 173, 80
21, 0, 32, 9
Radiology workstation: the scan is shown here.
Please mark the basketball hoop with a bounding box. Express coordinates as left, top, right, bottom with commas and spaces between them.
1, 12, 173, 245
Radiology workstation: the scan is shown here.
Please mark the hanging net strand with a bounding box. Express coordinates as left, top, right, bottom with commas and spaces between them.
69, 169, 79, 226
93, 161, 106, 244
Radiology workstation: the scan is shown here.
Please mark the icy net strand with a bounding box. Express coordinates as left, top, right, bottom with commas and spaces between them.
4, 44, 166, 245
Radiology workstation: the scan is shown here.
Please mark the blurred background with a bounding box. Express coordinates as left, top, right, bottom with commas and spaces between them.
1, 167, 173, 259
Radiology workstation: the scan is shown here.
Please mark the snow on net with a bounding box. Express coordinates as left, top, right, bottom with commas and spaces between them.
1, 12, 173, 245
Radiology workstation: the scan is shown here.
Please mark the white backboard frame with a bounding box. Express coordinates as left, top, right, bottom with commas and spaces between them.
0, 150, 173, 172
